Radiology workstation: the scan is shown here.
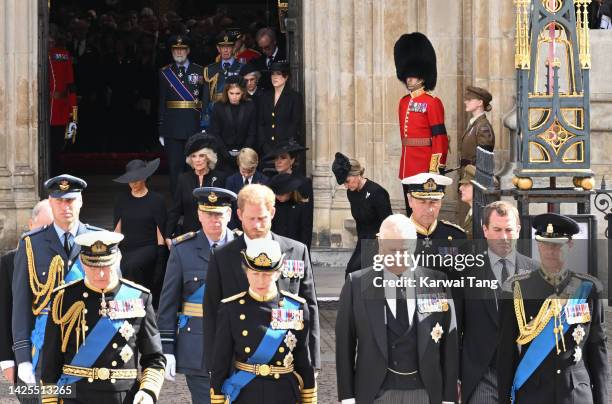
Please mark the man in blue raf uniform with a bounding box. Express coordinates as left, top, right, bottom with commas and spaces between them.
158, 35, 204, 195
157, 187, 239, 404
12, 175, 102, 386
209, 239, 316, 404
201, 32, 244, 130
497, 213, 609, 404
41, 231, 166, 404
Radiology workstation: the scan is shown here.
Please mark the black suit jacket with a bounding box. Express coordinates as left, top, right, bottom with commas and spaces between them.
336, 267, 459, 404
166, 170, 227, 237
460, 251, 539, 402
256, 87, 304, 155
0, 249, 16, 363
203, 233, 320, 369
224, 172, 269, 230
208, 100, 257, 151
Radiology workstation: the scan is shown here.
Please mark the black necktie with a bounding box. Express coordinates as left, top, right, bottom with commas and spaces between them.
266, 57, 272, 68
178, 66, 185, 77
63, 232, 71, 256
395, 285, 410, 329
243, 177, 249, 186
223, 62, 230, 71
500, 258, 510, 284
212, 243, 218, 249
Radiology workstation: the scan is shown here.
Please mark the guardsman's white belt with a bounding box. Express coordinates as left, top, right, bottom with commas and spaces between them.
62, 365, 137, 381
166, 101, 202, 109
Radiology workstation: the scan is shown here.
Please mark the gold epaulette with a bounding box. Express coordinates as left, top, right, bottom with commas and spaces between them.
280, 290, 306, 304
573, 272, 603, 292
502, 271, 531, 293
52, 279, 82, 294
26, 236, 66, 315
441, 220, 466, 233
120, 278, 150, 294
51, 286, 86, 353
20, 225, 48, 239
210, 388, 227, 404
140, 368, 164, 400
301, 385, 318, 404
172, 231, 197, 246
221, 291, 247, 304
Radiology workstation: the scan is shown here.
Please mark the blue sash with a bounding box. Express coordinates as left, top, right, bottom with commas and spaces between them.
178, 285, 205, 329
511, 281, 593, 402
31, 259, 85, 368
161, 66, 197, 104
57, 283, 141, 386
221, 296, 300, 402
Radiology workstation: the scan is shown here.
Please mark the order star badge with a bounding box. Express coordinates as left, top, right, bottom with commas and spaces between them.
431, 322, 444, 343
283, 352, 294, 367
573, 346, 582, 363
120, 345, 134, 363
284, 331, 297, 351
119, 321, 135, 341
572, 325, 585, 345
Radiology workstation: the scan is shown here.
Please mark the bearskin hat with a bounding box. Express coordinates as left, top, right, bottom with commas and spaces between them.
393, 32, 437, 91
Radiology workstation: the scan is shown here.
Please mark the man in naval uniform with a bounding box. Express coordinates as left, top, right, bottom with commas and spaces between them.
41, 231, 166, 403
12, 175, 102, 386
157, 187, 238, 404
158, 35, 204, 195
336, 214, 458, 404
497, 213, 609, 404
201, 32, 244, 130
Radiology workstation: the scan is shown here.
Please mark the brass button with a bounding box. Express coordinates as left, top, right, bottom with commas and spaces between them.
278, 300, 284, 307
240, 314, 246, 320
68, 260, 72, 266
84, 326, 89, 332
274, 373, 280, 379
88, 377, 94, 383
112, 361, 117, 367
242, 330, 248, 336
272, 112, 275, 117
278, 347, 285, 353
83, 292, 89, 298
112, 343, 118, 349
245, 347, 251, 353
239, 299, 245, 305
271, 136, 275, 140
271, 124, 275, 129
83, 309, 88, 314
276, 361, 282, 366
42, 272, 46, 276
110, 379, 116, 384
556, 369, 561, 374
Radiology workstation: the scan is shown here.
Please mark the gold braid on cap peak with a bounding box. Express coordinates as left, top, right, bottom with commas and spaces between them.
26, 237, 66, 315
51, 289, 86, 353
253, 253, 273, 267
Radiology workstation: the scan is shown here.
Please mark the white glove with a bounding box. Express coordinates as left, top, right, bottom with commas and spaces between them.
17, 362, 36, 384
159, 136, 165, 146
164, 354, 176, 381
341, 400, 356, 404
133, 390, 154, 404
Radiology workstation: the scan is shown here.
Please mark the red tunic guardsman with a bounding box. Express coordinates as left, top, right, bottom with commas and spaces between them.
48, 46, 77, 127
394, 32, 449, 215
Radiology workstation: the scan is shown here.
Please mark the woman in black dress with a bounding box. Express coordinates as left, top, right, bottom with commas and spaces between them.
332, 153, 393, 276
264, 138, 313, 205
257, 61, 304, 155
208, 76, 257, 171
268, 173, 313, 249
113, 158, 167, 306
165, 133, 226, 241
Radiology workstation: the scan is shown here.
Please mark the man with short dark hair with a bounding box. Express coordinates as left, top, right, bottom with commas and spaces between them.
252, 27, 285, 89
460, 200, 538, 404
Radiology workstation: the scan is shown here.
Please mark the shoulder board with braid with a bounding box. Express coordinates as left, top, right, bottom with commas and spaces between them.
221, 291, 247, 304
52, 279, 82, 294
440, 220, 466, 233
502, 271, 531, 293
20, 225, 49, 239
120, 278, 150, 294
573, 272, 603, 293
172, 231, 197, 246
280, 290, 306, 304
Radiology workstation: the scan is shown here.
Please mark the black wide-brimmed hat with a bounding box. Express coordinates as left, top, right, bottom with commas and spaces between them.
263, 139, 308, 160
184, 132, 220, 157
240, 63, 260, 77
113, 158, 160, 183
394, 32, 437, 91
267, 173, 304, 195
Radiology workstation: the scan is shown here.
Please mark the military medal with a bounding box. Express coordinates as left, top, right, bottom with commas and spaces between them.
282, 260, 305, 279
573, 346, 582, 363
564, 302, 590, 324
119, 321, 135, 341
572, 325, 585, 345
271, 309, 304, 330
430, 322, 444, 343
417, 294, 448, 313
283, 352, 294, 367
99, 294, 109, 317
284, 331, 297, 351
108, 298, 146, 320
120, 345, 134, 363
